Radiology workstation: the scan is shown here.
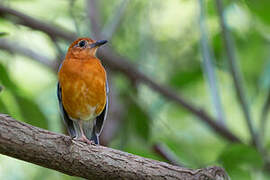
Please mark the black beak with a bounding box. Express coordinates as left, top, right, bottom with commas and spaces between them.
91, 40, 108, 48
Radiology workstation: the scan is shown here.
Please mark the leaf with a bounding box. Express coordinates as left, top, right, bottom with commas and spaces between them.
227, 167, 251, 180
218, 144, 263, 179
206, 0, 232, 17
124, 144, 162, 161
219, 144, 263, 170
169, 67, 203, 88
211, 32, 224, 63
0, 32, 9, 37
0, 63, 48, 129
127, 98, 151, 141
15, 95, 48, 129
245, 0, 270, 25
234, 29, 267, 88
0, 63, 18, 93
0, 98, 9, 114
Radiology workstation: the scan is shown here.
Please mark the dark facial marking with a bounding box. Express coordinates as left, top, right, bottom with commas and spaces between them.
78, 40, 86, 48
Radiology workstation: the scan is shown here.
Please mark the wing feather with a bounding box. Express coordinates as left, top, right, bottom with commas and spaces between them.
57, 82, 76, 138
94, 79, 109, 136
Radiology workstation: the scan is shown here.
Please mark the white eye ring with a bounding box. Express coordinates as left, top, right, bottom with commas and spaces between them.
78, 40, 87, 47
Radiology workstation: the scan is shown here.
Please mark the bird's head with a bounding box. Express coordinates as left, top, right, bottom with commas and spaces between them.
66, 37, 107, 59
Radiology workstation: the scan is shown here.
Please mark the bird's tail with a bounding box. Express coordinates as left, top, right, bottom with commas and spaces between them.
90, 130, 99, 144
73, 120, 99, 144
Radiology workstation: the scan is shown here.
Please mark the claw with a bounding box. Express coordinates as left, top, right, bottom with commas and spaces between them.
75, 136, 95, 145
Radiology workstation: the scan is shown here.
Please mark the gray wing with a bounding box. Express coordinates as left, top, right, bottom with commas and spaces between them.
57, 82, 76, 138
94, 80, 109, 135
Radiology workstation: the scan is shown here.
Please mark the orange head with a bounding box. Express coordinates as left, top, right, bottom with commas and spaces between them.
66, 37, 107, 59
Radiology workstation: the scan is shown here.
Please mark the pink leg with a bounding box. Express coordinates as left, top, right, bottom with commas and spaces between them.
76, 120, 95, 145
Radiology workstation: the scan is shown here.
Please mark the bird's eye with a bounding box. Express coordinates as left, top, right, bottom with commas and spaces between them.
78, 40, 86, 47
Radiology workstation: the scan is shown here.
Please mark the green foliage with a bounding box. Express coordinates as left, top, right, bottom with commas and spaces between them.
211, 32, 224, 63
0, 0, 270, 179
15, 95, 48, 129
219, 144, 263, 179
245, 0, 270, 25
127, 99, 151, 141
170, 66, 203, 88
0, 98, 8, 114
0, 63, 18, 93
120, 89, 151, 141
0, 32, 8, 37
0, 63, 48, 129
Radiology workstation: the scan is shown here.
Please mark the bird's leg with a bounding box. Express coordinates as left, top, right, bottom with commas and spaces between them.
76, 120, 94, 145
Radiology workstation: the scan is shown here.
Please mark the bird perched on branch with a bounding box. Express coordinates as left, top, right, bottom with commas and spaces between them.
57, 37, 108, 145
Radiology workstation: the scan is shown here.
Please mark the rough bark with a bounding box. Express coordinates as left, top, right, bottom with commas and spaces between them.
0, 114, 228, 180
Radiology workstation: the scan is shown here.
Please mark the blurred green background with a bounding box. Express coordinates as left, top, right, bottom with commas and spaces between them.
0, 0, 270, 179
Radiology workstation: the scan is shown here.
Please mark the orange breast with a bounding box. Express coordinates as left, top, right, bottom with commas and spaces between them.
58, 58, 107, 121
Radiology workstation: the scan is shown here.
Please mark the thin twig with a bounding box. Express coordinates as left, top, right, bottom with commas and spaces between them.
101, 0, 130, 40
198, 0, 226, 126
86, 0, 101, 39
85, 0, 241, 143
98, 47, 241, 143
49, 36, 65, 64
69, 0, 80, 35
0, 39, 58, 70
153, 143, 185, 167
0, 5, 241, 143
215, 0, 260, 149
260, 90, 270, 141
0, 6, 77, 41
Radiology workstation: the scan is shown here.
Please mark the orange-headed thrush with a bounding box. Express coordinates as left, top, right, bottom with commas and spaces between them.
57, 37, 108, 145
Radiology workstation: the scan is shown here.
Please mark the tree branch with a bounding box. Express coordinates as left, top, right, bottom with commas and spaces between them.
98, 47, 241, 143
215, 0, 259, 148
69, 0, 81, 35
0, 5, 241, 143
0, 38, 123, 146
101, 0, 130, 40
0, 5, 77, 41
198, 0, 226, 126
152, 143, 184, 167
84, 1, 241, 144
260, 90, 270, 142
0, 114, 228, 180
86, 0, 101, 38
0, 38, 58, 70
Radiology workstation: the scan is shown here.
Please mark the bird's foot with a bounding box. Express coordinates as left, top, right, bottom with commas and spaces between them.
75, 136, 95, 145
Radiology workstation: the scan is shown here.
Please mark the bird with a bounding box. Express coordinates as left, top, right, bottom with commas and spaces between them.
57, 37, 108, 145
